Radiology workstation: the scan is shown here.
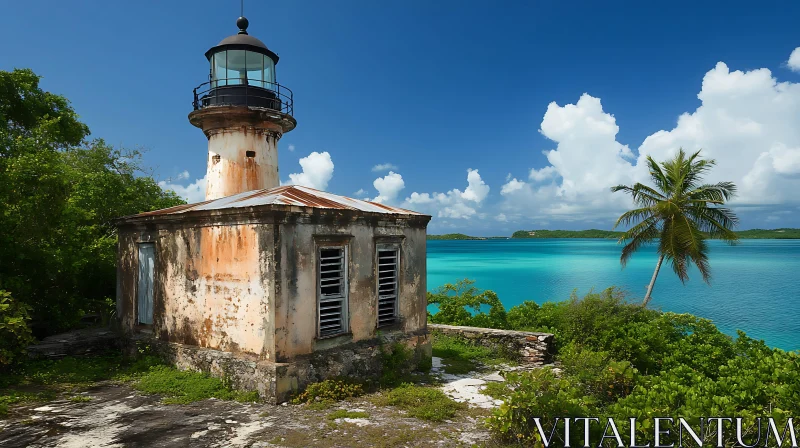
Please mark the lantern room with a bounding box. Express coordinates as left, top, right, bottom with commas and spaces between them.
193, 17, 292, 113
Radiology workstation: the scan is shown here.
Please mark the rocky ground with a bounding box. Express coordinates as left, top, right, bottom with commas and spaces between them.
0, 358, 518, 448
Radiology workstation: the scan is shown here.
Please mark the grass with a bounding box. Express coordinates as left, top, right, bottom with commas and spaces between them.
68, 395, 92, 403
432, 334, 514, 374
381, 383, 465, 422
131, 365, 259, 404
326, 409, 369, 420
0, 351, 259, 417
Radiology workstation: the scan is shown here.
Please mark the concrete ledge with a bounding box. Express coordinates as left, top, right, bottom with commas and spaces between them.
27, 327, 121, 360
428, 324, 554, 366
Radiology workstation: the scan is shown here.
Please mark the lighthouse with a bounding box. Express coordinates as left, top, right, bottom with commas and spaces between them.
116, 14, 431, 404
189, 16, 296, 200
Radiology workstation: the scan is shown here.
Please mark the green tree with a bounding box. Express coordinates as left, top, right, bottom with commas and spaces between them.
0, 68, 185, 334
611, 149, 739, 307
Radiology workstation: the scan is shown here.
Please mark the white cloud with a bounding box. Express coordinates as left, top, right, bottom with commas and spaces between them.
372, 171, 405, 203
372, 163, 399, 172
788, 47, 800, 73
501, 60, 800, 222
286, 151, 334, 190
529, 166, 558, 182
495, 213, 508, 222
288, 144, 296, 152
501, 178, 525, 195
159, 174, 207, 203
402, 169, 490, 219
354, 188, 367, 197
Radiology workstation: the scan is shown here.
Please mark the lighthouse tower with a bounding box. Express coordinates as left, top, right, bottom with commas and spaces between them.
189, 16, 296, 200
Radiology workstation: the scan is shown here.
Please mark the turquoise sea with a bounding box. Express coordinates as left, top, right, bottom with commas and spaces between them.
427, 239, 800, 351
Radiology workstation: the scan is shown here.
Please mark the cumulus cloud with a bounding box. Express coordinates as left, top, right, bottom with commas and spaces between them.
372, 171, 405, 203
500, 60, 800, 222
788, 47, 800, 72
159, 174, 207, 203
286, 151, 334, 190
372, 163, 398, 172
402, 169, 490, 219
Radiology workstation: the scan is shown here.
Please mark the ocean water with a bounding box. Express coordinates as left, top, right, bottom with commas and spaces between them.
427, 239, 800, 351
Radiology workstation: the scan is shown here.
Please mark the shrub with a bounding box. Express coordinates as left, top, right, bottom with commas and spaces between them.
385, 384, 465, 421
431, 281, 800, 445
486, 368, 595, 445
0, 290, 34, 367
427, 279, 508, 329
292, 378, 364, 405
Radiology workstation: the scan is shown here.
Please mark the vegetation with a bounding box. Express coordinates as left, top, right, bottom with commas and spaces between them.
427, 233, 506, 240
431, 334, 512, 374
0, 290, 34, 367
734, 228, 800, 239
513, 228, 800, 239
133, 365, 258, 404
428, 233, 484, 240
0, 68, 184, 340
429, 280, 800, 446
381, 383, 466, 422
611, 149, 739, 306
327, 409, 370, 420
291, 378, 365, 405
512, 229, 623, 239
0, 351, 261, 416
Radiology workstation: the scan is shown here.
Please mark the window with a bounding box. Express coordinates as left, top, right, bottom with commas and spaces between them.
318, 247, 348, 337
377, 244, 399, 327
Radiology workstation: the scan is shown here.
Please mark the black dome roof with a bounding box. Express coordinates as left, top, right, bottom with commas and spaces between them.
204, 17, 279, 64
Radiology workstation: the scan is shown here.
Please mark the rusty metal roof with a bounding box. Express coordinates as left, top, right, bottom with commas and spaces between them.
135, 185, 424, 217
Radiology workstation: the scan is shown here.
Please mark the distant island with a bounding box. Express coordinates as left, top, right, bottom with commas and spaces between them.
428, 228, 800, 240
512, 229, 622, 239
514, 228, 800, 239
427, 233, 507, 240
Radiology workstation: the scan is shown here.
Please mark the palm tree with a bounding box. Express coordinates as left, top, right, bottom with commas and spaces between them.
611, 149, 739, 307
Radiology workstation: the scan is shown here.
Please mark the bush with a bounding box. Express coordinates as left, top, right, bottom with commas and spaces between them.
431, 281, 800, 445
292, 378, 364, 405
427, 279, 508, 329
0, 290, 34, 367
486, 368, 595, 445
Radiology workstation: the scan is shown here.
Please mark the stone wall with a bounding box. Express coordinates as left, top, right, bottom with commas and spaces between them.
130, 329, 430, 404
429, 324, 554, 367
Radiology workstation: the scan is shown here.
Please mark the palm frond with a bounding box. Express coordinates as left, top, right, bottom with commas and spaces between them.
610, 184, 666, 207
612, 207, 656, 230
687, 182, 737, 203
619, 217, 660, 267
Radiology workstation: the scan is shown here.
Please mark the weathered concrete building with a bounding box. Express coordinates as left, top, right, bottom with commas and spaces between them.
115, 17, 431, 402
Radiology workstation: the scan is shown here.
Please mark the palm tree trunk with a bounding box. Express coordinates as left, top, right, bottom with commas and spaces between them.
642, 254, 665, 307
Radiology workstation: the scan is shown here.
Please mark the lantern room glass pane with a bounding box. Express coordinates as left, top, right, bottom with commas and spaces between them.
212, 51, 227, 87
226, 50, 246, 85
246, 52, 264, 88
263, 58, 275, 87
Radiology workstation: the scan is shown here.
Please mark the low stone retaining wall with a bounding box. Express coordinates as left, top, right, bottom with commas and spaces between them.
428, 324, 554, 366
127, 330, 430, 404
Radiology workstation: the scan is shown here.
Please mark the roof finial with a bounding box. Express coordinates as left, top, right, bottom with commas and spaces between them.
236, 16, 249, 35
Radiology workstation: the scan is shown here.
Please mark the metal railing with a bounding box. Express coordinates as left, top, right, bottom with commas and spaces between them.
192, 78, 294, 115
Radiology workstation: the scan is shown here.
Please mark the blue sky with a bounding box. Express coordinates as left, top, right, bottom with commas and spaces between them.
2, 1, 800, 235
